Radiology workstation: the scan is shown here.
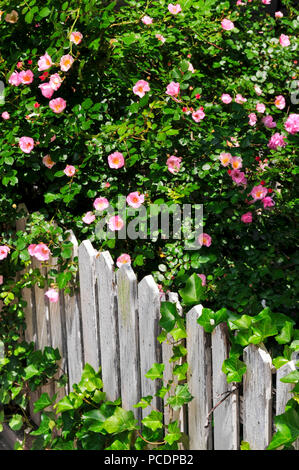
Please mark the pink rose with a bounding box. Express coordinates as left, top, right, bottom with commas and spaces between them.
38, 53, 53, 71
39, 82, 55, 99
156, 34, 166, 43
19, 70, 34, 85
82, 211, 96, 224
231, 156, 242, 170
241, 212, 252, 223
108, 151, 125, 169
221, 19, 234, 31
262, 196, 275, 208
188, 62, 195, 73
166, 155, 182, 174
108, 216, 124, 231
262, 0, 271, 4
93, 197, 109, 211
256, 102, 266, 113
60, 54, 74, 72
230, 169, 247, 186
279, 34, 290, 47
274, 95, 285, 110
268, 132, 287, 149
19, 136, 34, 153
254, 85, 263, 96
0, 275, 3, 285
235, 94, 247, 104
45, 288, 59, 303
198, 233, 212, 247
192, 108, 205, 122
117, 253, 131, 268
275, 11, 283, 18
32, 243, 51, 261
166, 81, 180, 97
248, 113, 257, 126
28, 244, 37, 256
284, 114, 299, 134
64, 165, 76, 177
126, 191, 145, 209
0, 246, 10, 261
197, 274, 206, 286
250, 185, 268, 201
1, 112, 10, 120
221, 93, 232, 104
49, 97, 66, 114
133, 80, 150, 98
70, 31, 83, 45
42, 155, 56, 169
168, 3, 182, 14
219, 152, 232, 167
8, 71, 21, 86
141, 16, 153, 25
262, 115, 276, 128
49, 73, 62, 91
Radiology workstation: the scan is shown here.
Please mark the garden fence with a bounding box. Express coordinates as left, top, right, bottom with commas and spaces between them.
6, 215, 297, 450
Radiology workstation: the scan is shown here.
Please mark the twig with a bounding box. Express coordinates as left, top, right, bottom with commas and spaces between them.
204, 385, 239, 428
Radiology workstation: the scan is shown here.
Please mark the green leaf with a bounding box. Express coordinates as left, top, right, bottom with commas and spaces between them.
232, 315, 253, 330
9, 414, 23, 431
145, 363, 165, 381
240, 440, 251, 450
134, 396, 153, 409
179, 273, 204, 306
160, 302, 178, 332
142, 410, 163, 432
280, 370, 299, 384
34, 393, 52, 413
222, 356, 247, 383
82, 409, 107, 432
267, 403, 299, 450
39, 7, 51, 17
24, 364, 39, 380
173, 363, 188, 381
166, 384, 193, 411
275, 322, 294, 345
103, 408, 138, 434
165, 420, 181, 445
273, 357, 290, 369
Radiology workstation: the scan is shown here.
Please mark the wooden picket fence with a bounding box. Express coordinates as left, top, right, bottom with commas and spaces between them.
10, 219, 298, 450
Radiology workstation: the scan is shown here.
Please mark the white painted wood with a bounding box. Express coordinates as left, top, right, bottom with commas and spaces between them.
138, 275, 162, 418
212, 323, 239, 450
186, 305, 212, 450
116, 264, 141, 419
64, 232, 83, 391
95, 251, 120, 401
276, 360, 296, 415
243, 344, 272, 450
78, 240, 99, 371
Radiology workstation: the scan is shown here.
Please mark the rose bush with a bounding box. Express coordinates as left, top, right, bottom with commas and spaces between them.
0, 0, 298, 450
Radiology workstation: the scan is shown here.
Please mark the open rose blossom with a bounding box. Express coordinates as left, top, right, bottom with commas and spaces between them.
230, 169, 247, 186
43, 155, 56, 169
19, 136, 34, 153
19, 70, 34, 85
60, 54, 74, 72
39, 82, 54, 98
82, 211, 96, 224
29, 243, 51, 261
49, 73, 62, 91
231, 156, 242, 170
235, 94, 247, 104
166, 82, 180, 97
2, 112, 10, 120
108, 151, 125, 169
268, 133, 287, 149
117, 253, 131, 268
284, 114, 299, 134
262, 196, 275, 208
126, 191, 145, 209
93, 197, 109, 211
156, 33, 166, 43
241, 212, 252, 223
166, 155, 182, 174
70, 31, 83, 45
274, 95, 285, 110
64, 164, 76, 177
9, 71, 21, 86
254, 84, 262, 95
141, 15, 153, 25
275, 11, 283, 18
133, 80, 150, 98
250, 185, 268, 201
38, 53, 53, 71
0, 245, 10, 261
198, 233, 212, 247
168, 3, 182, 14
45, 288, 59, 303
49, 97, 66, 114
256, 102, 266, 113
248, 113, 257, 126
108, 216, 124, 231
219, 152, 232, 167
221, 93, 232, 104
279, 34, 290, 47
221, 19, 234, 30
197, 274, 206, 286
192, 108, 205, 122
262, 115, 276, 128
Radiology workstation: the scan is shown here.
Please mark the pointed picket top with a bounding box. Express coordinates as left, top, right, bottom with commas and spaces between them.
243, 344, 272, 450
138, 274, 162, 418
187, 305, 212, 450
116, 264, 141, 419
78, 239, 100, 372
95, 250, 121, 402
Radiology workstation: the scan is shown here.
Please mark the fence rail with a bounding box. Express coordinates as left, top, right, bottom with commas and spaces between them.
1, 219, 297, 450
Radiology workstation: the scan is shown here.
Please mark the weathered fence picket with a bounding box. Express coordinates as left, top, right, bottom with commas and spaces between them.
2, 218, 297, 449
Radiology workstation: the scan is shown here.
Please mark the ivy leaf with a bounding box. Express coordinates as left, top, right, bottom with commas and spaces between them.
160, 302, 178, 332
197, 307, 227, 333
275, 322, 294, 345
272, 357, 290, 369
134, 396, 153, 409
280, 370, 299, 384
9, 414, 23, 431
165, 420, 182, 445
232, 315, 253, 330
173, 363, 188, 381
166, 384, 193, 410
222, 355, 247, 383
267, 402, 299, 450
240, 441, 251, 450
145, 363, 164, 381
34, 393, 53, 413
179, 273, 204, 306
103, 408, 138, 434
142, 410, 163, 432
